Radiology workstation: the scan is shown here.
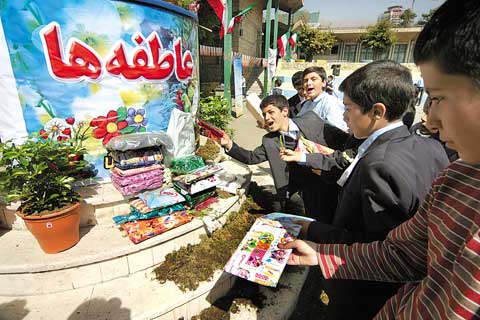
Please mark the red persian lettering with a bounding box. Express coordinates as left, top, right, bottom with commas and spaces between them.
40, 22, 102, 81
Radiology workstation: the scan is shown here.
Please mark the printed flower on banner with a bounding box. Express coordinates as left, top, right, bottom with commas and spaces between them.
90, 108, 128, 145
39, 118, 70, 141
125, 108, 148, 132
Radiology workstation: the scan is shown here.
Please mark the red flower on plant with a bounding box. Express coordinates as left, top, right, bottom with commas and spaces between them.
90, 110, 128, 145
62, 128, 72, 136
65, 117, 75, 125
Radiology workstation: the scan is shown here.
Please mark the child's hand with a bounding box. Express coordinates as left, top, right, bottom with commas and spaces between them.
217, 132, 233, 150
280, 149, 302, 162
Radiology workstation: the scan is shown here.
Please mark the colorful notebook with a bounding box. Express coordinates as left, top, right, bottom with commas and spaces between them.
224, 217, 300, 287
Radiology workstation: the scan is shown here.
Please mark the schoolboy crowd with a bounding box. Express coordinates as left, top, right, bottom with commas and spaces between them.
217, 0, 479, 318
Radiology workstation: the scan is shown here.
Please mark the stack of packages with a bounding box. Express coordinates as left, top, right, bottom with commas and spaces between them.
107, 133, 194, 244
110, 150, 164, 195
172, 163, 223, 210
112, 187, 193, 244
106, 133, 174, 196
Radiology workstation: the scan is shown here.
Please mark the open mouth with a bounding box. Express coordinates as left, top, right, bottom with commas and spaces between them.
306, 87, 315, 95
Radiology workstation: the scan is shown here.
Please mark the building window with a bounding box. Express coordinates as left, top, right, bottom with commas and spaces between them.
392, 43, 407, 63
331, 44, 339, 55
360, 46, 373, 62
344, 44, 357, 62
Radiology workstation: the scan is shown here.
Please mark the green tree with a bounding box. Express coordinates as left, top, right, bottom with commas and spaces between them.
399, 8, 417, 27
297, 25, 336, 61
417, 8, 437, 26
361, 19, 397, 60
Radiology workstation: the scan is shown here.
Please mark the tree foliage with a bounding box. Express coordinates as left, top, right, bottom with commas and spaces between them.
417, 8, 437, 26
297, 25, 336, 61
361, 19, 396, 58
399, 9, 417, 27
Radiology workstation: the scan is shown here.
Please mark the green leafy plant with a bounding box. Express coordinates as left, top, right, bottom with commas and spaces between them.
360, 19, 397, 60
297, 25, 336, 61
198, 95, 235, 137
0, 137, 88, 215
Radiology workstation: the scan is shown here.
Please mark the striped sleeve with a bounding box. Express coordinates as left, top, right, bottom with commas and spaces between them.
316, 187, 432, 282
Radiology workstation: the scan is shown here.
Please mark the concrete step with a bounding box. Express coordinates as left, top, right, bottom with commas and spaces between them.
0, 266, 236, 320
0, 160, 250, 296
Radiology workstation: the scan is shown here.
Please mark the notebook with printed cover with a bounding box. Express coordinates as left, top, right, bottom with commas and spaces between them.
197, 119, 224, 139
224, 217, 301, 287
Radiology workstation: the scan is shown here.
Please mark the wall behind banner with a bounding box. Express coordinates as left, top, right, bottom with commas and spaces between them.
0, 0, 199, 180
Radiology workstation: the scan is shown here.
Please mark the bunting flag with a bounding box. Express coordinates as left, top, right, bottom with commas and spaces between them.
226, 3, 256, 34
277, 33, 288, 58
207, 1, 256, 38
289, 33, 298, 51
207, 0, 228, 38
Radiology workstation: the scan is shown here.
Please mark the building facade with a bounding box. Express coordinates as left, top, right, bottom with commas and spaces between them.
313, 27, 421, 64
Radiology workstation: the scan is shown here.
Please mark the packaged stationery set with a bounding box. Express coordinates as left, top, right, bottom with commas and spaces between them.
225, 213, 314, 287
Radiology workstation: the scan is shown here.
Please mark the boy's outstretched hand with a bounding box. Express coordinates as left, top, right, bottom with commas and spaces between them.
215, 131, 233, 151
280, 149, 302, 162
278, 240, 319, 266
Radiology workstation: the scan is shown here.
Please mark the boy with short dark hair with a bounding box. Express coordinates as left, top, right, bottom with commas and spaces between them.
219, 94, 346, 221
280, 1, 480, 318
298, 66, 348, 132
288, 71, 305, 116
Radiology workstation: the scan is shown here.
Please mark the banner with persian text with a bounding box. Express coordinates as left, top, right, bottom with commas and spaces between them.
0, 0, 199, 180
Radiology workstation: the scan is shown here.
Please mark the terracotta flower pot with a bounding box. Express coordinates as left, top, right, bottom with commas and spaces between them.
17, 202, 81, 254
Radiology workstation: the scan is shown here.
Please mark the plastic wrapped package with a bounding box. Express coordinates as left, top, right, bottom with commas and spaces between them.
170, 155, 205, 175
121, 210, 193, 244
105, 132, 175, 165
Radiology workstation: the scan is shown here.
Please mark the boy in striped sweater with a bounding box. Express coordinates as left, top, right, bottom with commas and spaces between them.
280, 0, 480, 319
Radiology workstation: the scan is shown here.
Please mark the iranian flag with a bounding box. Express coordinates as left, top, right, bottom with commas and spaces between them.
207, 0, 228, 38
277, 33, 288, 57
207, 1, 256, 38
227, 3, 256, 34
289, 33, 298, 51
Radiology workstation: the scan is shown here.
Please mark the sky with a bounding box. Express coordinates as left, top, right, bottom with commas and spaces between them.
302, 0, 445, 27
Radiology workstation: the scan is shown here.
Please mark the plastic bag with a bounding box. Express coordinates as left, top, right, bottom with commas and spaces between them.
167, 108, 195, 159
105, 132, 175, 165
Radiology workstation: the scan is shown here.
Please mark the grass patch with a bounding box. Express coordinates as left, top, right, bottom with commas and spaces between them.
153, 196, 265, 292
196, 139, 220, 162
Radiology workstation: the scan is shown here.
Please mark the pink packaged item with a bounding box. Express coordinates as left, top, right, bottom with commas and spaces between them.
112, 164, 163, 177
111, 168, 163, 187
112, 177, 164, 196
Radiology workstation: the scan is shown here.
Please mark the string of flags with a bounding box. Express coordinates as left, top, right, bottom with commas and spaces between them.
277, 32, 297, 58
207, 0, 256, 38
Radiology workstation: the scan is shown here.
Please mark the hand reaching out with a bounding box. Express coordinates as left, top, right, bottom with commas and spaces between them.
214, 132, 233, 151
278, 240, 319, 266
279, 149, 303, 162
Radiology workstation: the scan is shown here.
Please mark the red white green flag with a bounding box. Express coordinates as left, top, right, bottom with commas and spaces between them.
289, 33, 298, 51
207, 1, 256, 39
226, 3, 256, 34
207, 0, 228, 38
277, 33, 288, 57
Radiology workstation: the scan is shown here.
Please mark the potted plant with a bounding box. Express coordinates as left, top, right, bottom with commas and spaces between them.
0, 136, 88, 253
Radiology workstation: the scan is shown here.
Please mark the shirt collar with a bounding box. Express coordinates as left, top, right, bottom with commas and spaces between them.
357, 121, 404, 157
279, 119, 300, 140
312, 91, 327, 103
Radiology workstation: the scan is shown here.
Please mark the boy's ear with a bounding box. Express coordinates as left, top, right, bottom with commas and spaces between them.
371, 103, 387, 119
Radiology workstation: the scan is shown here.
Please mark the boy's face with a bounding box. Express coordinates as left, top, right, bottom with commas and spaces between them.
342, 95, 375, 139
303, 72, 325, 100
294, 84, 305, 98
420, 62, 480, 164
262, 104, 289, 132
